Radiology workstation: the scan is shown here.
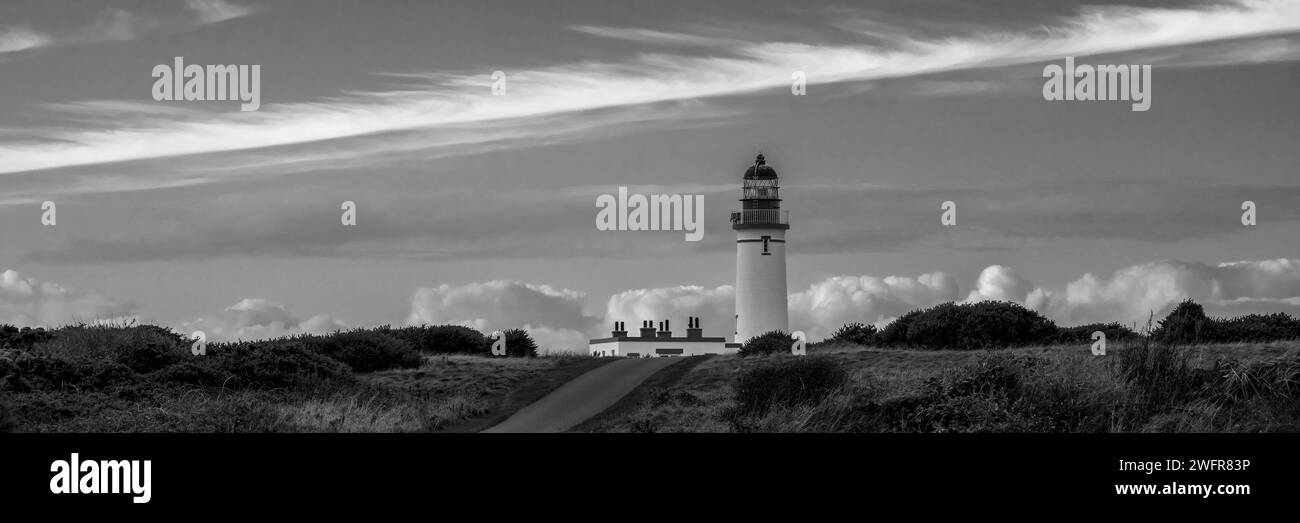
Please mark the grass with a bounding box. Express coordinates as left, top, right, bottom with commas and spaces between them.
0, 324, 608, 433
587, 340, 1300, 433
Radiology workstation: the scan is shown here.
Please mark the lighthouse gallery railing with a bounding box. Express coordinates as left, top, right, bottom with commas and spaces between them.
729, 210, 789, 225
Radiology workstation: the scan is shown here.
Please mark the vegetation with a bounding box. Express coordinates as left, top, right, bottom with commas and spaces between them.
737, 330, 796, 357
588, 339, 1300, 433
872, 301, 1058, 350
0, 322, 590, 432
726, 356, 847, 422
828, 322, 877, 346
827, 299, 1300, 349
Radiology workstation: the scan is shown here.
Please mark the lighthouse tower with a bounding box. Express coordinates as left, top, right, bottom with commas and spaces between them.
731, 153, 790, 343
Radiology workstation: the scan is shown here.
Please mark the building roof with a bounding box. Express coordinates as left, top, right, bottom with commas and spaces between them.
744, 153, 779, 180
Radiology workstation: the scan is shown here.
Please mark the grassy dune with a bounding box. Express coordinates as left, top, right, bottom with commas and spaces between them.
0, 324, 605, 433
579, 341, 1300, 433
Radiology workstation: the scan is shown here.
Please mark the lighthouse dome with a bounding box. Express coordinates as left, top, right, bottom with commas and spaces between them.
744, 154, 778, 180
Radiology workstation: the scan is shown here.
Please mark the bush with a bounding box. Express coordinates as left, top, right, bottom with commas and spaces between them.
829, 322, 877, 346
0, 325, 54, 350
1151, 300, 1209, 345
210, 341, 353, 389
1051, 322, 1139, 345
5, 353, 139, 393
389, 325, 489, 355
502, 328, 539, 358
300, 330, 423, 373
0, 400, 15, 432
150, 362, 234, 387
1211, 313, 1300, 343
113, 340, 186, 373
738, 330, 795, 357
731, 356, 847, 418
876, 301, 1057, 350
876, 309, 923, 346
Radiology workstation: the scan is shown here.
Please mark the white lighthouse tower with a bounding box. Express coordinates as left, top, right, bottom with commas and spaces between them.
732, 153, 790, 343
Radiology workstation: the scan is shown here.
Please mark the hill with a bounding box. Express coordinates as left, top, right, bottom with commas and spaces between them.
0, 323, 604, 432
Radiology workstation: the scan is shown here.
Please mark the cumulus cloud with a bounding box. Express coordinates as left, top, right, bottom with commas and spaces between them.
0, 269, 134, 327
777, 258, 1300, 340
1044, 258, 1300, 326
179, 298, 345, 342
406, 280, 602, 352
604, 285, 735, 335
789, 272, 960, 340
947, 259, 1300, 327
964, 265, 1036, 303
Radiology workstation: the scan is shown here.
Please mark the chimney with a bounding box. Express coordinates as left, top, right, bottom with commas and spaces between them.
639, 320, 656, 338
657, 319, 672, 338
686, 316, 703, 339
611, 321, 627, 338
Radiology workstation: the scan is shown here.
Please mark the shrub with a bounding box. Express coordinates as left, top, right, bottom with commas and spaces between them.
1212, 313, 1300, 343
300, 330, 424, 373
502, 328, 539, 358
210, 341, 353, 389
23, 324, 187, 366
0, 356, 29, 392
1049, 322, 1140, 345
150, 362, 234, 387
731, 356, 847, 418
389, 325, 489, 355
113, 340, 186, 373
0, 400, 15, 432
738, 330, 795, 357
876, 301, 1057, 350
829, 322, 877, 346
6, 353, 139, 393
1151, 300, 1209, 345
0, 325, 54, 350
876, 309, 923, 346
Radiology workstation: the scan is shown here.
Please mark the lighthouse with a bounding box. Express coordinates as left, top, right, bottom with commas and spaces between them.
731, 153, 790, 343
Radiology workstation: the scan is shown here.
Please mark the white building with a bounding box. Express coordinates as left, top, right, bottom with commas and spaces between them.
589, 153, 792, 355
732, 153, 790, 343
588, 318, 741, 357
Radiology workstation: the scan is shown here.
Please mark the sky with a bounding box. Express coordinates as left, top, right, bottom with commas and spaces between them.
1, 0, 1299, 350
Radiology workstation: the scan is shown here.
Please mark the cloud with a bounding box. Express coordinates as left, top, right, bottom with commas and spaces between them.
0, 2, 260, 59
0, 269, 134, 327
406, 280, 602, 352
965, 265, 1036, 303
732, 258, 1300, 340
604, 285, 735, 335
179, 298, 345, 342
3, 0, 1299, 175
789, 272, 960, 340
21, 174, 1300, 266
0, 25, 53, 54
1043, 258, 1300, 326
948, 259, 1300, 327
569, 25, 743, 47
186, 0, 263, 24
